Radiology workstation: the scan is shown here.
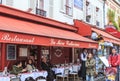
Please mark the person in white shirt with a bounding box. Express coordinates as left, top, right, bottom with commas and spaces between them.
80, 48, 88, 81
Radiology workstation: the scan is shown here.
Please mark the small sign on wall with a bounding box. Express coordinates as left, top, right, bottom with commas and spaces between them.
19, 48, 28, 57
7, 44, 16, 60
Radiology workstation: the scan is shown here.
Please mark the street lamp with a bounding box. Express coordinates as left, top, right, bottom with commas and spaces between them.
103, 0, 106, 28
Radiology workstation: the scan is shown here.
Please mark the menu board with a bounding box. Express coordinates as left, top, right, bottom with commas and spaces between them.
7, 44, 16, 60
19, 48, 28, 57
99, 56, 109, 67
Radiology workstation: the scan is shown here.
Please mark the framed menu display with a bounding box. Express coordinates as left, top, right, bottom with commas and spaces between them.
7, 44, 16, 60
19, 47, 28, 57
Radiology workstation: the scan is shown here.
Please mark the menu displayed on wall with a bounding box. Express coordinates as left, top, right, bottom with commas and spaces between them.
19, 48, 28, 57
7, 44, 16, 60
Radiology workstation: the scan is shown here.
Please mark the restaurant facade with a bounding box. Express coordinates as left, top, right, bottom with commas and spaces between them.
0, 5, 99, 71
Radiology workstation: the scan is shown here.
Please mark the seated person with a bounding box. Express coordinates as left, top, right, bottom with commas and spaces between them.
10, 61, 27, 75
26, 59, 36, 72
41, 57, 52, 71
41, 57, 54, 81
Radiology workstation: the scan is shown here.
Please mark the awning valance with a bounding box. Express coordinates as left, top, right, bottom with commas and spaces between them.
92, 27, 120, 45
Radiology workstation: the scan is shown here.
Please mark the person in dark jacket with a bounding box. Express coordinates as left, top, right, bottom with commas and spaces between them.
80, 48, 88, 81
41, 57, 54, 81
22, 60, 27, 69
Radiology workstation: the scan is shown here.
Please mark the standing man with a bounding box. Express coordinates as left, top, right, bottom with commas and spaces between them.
108, 48, 120, 81
80, 48, 88, 81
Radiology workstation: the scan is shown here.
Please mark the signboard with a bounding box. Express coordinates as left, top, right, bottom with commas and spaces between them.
7, 44, 16, 60
74, 0, 83, 10
19, 48, 28, 57
99, 56, 109, 67
0, 31, 98, 48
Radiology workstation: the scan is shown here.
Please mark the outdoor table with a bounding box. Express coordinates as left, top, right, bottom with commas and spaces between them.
20, 71, 47, 81
0, 74, 16, 81
0, 76, 10, 81
72, 64, 81, 71
52, 64, 81, 75
52, 66, 73, 75
52, 67, 65, 75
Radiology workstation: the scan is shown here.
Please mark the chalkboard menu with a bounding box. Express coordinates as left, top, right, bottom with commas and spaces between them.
7, 44, 16, 60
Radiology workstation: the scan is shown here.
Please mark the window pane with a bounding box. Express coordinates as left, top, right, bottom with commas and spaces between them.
39, 0, 44, 9
0, 0, 2, 4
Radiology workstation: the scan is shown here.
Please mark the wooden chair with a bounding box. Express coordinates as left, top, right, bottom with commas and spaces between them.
56, 69, 69, 81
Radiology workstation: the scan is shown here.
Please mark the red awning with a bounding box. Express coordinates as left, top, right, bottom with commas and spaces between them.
74, 20, 92, 36
0, 16, 98, 48
92, 27, 120, 45
105, 26, 120, 38
0, 5, 77, 31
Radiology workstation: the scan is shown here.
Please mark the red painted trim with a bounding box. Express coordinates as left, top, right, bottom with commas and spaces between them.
1, 43, 6, 71
105, 27, 120, 38
0, 4, 77, 31
74, 20, 92, 36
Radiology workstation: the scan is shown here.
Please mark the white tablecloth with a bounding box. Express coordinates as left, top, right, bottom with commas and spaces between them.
52, 64, 81, 75
52, 67, 65, 75
20, 71, 47, 81
71, 64, 81, 73
0, 74, 16, 81
0, 76, 10, 81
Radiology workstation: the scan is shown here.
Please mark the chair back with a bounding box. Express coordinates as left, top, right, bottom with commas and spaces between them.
72, 65, 79, 72
61, 64, 64, 67
64, 69, 69, 75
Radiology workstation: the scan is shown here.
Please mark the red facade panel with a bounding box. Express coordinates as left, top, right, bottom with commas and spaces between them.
74, 20, 92, 36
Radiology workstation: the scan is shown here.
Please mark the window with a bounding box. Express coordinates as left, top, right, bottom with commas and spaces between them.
95, 7, 100, 26
74, 0, 83, 10
96, 21, 100, 26
39, 0, 44, 9
36, 8, 46, 17
86, 1, 91, 22
49, 0, 53, 17
36, 0, 46, 17
30, 0, 36, 11
65, 0, 73, 16
86, 15, 91, 22
60, 0, 73, 16
0, 0, 2, 4
6, 0, 13, 6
